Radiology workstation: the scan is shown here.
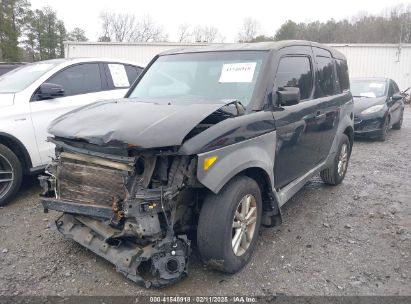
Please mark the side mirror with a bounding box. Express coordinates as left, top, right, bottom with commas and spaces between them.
391, 93, 403, 101
277, 87, 300, 106
38, 83, 64, 100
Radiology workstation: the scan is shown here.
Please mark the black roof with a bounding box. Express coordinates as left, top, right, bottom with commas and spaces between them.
159, 40, 347, 60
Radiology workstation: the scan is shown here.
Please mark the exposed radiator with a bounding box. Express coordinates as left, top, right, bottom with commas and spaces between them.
56, 161, 127, 206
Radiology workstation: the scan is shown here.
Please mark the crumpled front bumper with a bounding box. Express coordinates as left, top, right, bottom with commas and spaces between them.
45, 208, 190, 288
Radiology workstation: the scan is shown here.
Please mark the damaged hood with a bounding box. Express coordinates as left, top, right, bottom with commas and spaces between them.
48, 98, 235, 148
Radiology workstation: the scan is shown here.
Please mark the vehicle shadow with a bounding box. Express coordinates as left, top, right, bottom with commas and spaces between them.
5, 174, 41, 207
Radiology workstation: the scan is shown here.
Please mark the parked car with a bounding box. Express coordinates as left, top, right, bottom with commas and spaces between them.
351, 77, 405, 141
0, 58, 144, 205
0, 62, 26, 76
39, 41, 354, 288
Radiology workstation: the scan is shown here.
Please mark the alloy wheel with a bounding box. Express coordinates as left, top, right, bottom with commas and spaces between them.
232, 194, 257, 256
337, 143, 348, 176
0, 153, 14, 199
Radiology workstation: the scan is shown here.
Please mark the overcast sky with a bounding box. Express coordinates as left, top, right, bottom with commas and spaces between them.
30, 0, 411, 42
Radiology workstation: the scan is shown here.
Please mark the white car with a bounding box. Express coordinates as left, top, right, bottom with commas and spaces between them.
0, 58, 144, 205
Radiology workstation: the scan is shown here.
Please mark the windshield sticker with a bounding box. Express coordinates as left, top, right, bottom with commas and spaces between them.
369, 83, 384, 88
361, 92, 376, 98
219, 62, 257, 83
108, 64, 130, 87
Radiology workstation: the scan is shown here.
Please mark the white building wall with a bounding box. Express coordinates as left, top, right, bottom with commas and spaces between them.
65, 42, 411, 90
64, 42, 210, 66
330, 44, 411, 90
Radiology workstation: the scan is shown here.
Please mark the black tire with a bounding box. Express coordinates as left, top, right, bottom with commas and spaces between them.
392, 110, 403, 130
320, 134, 350, 186
378, 116, 389, 141
0, 144, 23, 206
197, 175, 262, 274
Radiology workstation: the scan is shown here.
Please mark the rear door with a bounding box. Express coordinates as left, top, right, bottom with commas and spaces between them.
103, 63, 143, 96
272, 46, 323, 189
311, 47, 343, 162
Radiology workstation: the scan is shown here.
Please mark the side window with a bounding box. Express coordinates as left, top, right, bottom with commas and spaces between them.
388, 82, 395, 97
335, 59, 350, 92
315, 56, 334, 98
275, 56, 313, 100
124, 65, 142, 85
392, 81, 400, 93
47, 63, 102, 97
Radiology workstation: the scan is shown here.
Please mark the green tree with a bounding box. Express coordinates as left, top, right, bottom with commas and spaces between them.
0, 0, 30, 61
68, 27, 88, 41
23, 6, 66, 61
274, 20, 299, 41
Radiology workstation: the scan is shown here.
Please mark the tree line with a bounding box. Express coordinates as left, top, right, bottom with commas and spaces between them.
1, 1, 410, 63
245, 5, 411, 43
0, 0, 88, 62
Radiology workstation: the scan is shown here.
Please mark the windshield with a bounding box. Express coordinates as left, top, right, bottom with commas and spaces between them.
351, 80, 386, 98
128, 51, 268, 106
0, 62, 60, 93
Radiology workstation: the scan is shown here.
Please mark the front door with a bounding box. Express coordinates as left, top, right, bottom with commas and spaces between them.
272, 47, 323, 189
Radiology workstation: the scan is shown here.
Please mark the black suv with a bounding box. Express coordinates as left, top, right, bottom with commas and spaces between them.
40, 41, 354, 288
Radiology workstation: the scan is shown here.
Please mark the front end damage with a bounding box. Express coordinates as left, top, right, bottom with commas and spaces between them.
40, 138, 199, 288
39, 99, 280, 288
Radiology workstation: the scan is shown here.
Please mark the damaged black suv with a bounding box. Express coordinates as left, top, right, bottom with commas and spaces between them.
40, 41, 354, 288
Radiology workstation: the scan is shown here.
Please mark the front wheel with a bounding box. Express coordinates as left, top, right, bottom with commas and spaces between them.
392, 110, 403, 130
320, 134, 351, 186
378, 116, 390, 141
0, 144, 23, 206
197, 176, 262, 273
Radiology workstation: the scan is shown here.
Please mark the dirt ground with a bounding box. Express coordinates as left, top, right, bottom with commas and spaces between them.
0, 108, 410, 297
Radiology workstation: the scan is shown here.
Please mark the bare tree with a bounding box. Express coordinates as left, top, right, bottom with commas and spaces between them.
177, 24, 191, 43
237, 17, 259, 42
192, 25, 223, 42
99, 12, 167, 42
99, 11, 114, 41
131, 15, 167, 42
112, 13, 135, 42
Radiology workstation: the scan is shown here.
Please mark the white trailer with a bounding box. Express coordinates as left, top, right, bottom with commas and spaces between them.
65, 42, 411, 90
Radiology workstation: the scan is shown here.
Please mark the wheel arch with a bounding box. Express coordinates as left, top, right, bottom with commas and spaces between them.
0, 132, 32, 173
343, 125, 354, 154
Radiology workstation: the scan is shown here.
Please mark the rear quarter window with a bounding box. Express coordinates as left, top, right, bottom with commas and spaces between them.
336, 59, 350, 92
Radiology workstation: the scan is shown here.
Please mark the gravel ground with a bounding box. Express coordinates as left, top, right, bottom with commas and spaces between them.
0, 108, 410, 297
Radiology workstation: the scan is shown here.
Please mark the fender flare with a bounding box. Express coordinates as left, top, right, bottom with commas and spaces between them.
196, 131, 276, 194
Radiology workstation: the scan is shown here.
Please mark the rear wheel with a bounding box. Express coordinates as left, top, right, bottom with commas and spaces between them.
320, 134, 350, 186
0, 144, 23, 206
197, 176, 262, 273
392, 110, 403, 130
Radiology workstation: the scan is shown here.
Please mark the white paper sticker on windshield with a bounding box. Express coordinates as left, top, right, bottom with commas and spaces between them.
369, 83, 384, 88
361, 92, 376, 98
219, 62, 257, 83
108, 64, 130, 87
